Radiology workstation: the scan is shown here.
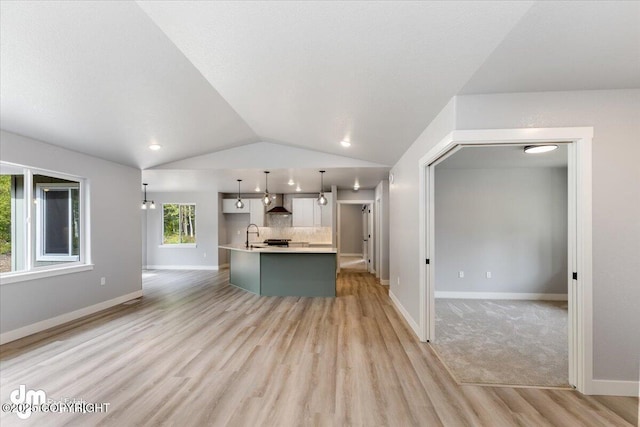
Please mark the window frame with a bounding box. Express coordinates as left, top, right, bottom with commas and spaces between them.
0, 161, 91, 284
161, 202, 197, 247
35, 182, 81, 262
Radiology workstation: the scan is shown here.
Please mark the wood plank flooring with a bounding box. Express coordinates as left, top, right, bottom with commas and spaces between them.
0, 270, 637, 426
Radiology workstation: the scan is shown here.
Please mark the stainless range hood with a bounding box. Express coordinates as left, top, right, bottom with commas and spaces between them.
266, 194, 291, 215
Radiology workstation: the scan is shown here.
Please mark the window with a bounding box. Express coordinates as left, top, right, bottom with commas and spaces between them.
0, 161, 88, 279
36, 181, 80, 262
162, 204, 196, 245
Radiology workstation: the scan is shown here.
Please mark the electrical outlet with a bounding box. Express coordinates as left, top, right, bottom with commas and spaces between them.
237, 229, 241, 235
486, 271, 492, 279
396, 277, 400, 285
203, 252, 207, 258
100, 277, 106, 286
458, 271, 464, 278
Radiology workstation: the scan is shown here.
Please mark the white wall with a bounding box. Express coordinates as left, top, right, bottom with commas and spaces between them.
375, 180, 390, 281
389, 98, 457, 320
455, 89, 640, 382
337, 189, 374, 201
435, 167, 568, 295
145, 191, 219, 269
0, 130, 142, 334
340, 204, 364, 255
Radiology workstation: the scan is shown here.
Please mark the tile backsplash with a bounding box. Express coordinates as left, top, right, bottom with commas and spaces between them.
259, 226, 332, 244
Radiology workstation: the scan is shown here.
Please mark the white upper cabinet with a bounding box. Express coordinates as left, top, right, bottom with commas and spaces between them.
320, 192, 333, 227
222, 198, 249, 213
249, 199, 264, 227
292, 198, 314, 227
293, 194, 332, 227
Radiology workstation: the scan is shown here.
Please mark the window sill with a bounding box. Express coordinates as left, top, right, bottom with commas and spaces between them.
158, 244, 197, 249
0, 264, 94, 285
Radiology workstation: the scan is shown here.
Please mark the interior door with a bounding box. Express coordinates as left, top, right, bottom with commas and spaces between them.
362, 205, 369, 267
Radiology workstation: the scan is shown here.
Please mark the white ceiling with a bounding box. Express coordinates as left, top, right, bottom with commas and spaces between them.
437, 144, 568, 169
461, 1, 640, 94
1, 1, 638, 191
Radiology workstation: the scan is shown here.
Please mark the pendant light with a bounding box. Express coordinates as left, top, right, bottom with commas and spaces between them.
235, 179, 244, 209
317, 170, 328, 206
141, 183, 155, 210
262, 171, 272, 207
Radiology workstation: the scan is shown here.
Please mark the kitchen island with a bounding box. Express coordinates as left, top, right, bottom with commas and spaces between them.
219, 244, 337, 297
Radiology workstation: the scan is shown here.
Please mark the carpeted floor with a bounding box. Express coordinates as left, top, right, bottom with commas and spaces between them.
431, 299, 569, 387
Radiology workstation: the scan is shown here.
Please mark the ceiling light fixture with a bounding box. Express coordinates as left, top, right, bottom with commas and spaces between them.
141, 183, 155, 210
262, 171, 272, 207
288, 179, 295, 186
235, 179, 244, 209
524, 144, 558, 154
353, 182, 360, 191
296, 185, 301, 192
340, 140, 351, 148
317, 170, 328, 206
148, 143, 162, 151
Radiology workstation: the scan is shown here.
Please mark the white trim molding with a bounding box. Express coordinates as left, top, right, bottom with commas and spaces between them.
144, 265, 219, 271
339, 253, 363, 257
380, 279, 390, 286
435, 292, 568, 301
590, 380, 639, 397
418, 126, 594, 394
389, 291, 421, 339
0, 290, 143, 345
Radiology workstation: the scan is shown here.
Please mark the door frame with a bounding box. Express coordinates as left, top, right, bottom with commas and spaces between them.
418, 127, 593, 394
337, 199, 375, 273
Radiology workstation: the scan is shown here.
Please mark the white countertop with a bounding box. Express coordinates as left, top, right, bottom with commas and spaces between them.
219, 243, 337, 254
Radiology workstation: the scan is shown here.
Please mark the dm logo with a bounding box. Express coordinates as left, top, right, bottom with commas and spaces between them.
10, 385, 46, 420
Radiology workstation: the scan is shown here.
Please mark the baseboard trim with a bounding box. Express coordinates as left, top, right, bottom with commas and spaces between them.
589, 380, 639, 397
219, 263, 229, 269
380, 279, 389, 286
389, 290, 421, 339
339, 253, 363, 257
144, 265, 219, 271
0, 290, 144, 345
435, 291, 568, 301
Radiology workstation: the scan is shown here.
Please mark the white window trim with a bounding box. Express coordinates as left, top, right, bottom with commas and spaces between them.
0, 161, 90, 282
161, 203, 197, 246
35, 182, 80, 262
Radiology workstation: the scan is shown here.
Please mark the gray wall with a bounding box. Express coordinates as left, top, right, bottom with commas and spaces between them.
389, 98, 457, 319
340, 204, 364, 255
0, 130, 142, 334
145, 191, 219, 269
455, 89, 640, 382
389, 89, 640, 384
435, 167, 568, 294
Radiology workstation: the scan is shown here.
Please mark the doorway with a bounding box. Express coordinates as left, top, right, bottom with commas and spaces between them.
337, 200, 374, 273
418, 127, 594, 393
430, 144, 569, 387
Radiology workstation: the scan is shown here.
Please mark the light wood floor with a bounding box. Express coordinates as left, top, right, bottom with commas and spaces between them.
0, 270, 637, 426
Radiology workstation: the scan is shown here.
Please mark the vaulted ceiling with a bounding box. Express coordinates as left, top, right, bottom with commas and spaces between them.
1, 1, 638, 191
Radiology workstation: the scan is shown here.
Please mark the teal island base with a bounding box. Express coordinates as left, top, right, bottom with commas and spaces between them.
229, 250, 336, 297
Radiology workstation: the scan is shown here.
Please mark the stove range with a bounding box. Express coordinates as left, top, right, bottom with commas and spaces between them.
263, 239, 291, 247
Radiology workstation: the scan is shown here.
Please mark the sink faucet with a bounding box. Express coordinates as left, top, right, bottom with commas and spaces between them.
246, 223, 260, 248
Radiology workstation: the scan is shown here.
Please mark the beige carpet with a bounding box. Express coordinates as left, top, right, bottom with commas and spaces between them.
431, 299, 569, 387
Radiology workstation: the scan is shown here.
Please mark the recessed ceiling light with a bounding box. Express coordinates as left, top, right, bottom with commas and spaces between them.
524, 145, 558, 154
340, 140, 351, 148
149, 143, 162, 151
255, 186, 260, 192
288, 179, 295, 186
353, 183, 360, 190
296, 186, 301, 192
